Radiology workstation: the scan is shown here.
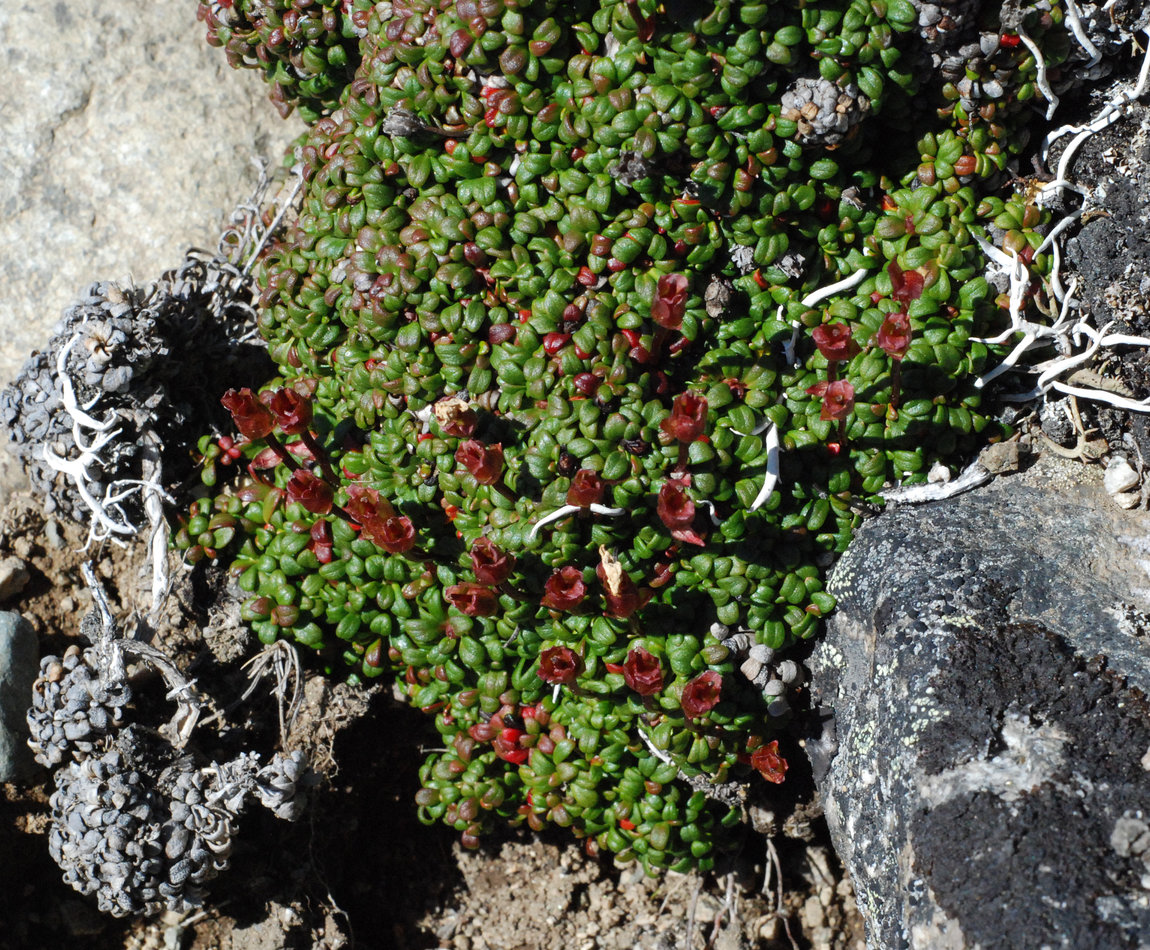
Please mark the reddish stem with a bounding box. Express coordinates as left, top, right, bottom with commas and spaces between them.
300, 430, 340, 486
490, 481, 519, 504
265, 433, 300, 472
649, 326, 670, 364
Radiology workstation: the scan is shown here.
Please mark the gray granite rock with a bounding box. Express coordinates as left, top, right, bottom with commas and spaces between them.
810, 459, 1150, 950
0, 0, 304, 493
0, 611, 39, 781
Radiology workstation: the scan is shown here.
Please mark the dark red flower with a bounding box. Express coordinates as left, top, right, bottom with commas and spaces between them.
221, 388, 275, 440
471, 537, 515, 586
286, 469, 333, 514
656, 478, 706, 546
363, 514, 416, 554
821, 379, 855, 421
433, 396, 478, 438
652, 273, 689, 329
889, 261, 924, 303
681, 670, 722, 718
455, 440, 504, 485
345, 485, 387, 524
597, 546, 644, 619
623, 647, 664, 696
541, 566, 587, 612
538, 646, 581, 685
267, 387, 313, 434
445, 583, 499, 617
567, 469, 605, 508
876, 311, 912, 361
811, 323, 859, 364
751, 740, 788, 784
806, 380, 856, 422
660, 391, 708, 443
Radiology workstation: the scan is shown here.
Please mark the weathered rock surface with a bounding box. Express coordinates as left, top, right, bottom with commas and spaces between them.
0, 610, 39, 781
809, 457, 1150, 949
0, 0, 303, 492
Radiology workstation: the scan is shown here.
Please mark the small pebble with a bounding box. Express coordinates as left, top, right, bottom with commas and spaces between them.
800, 894, 826, 931
44, 519, 64, 549
0, 557, 30, 602
1104, 458, 1140, 495
758, 916, 782, 942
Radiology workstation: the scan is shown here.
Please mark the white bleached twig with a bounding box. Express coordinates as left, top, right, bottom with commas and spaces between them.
697, 499, 722, 526
637, 726, 674, 765
750, 423, 780, 512
1018, 28, 1059, 119
799, 266, 869, 308
974, 331, 1038, 389
1040, 34, 1150, 205
880, 458, 993, 505
528, 502, 625, 539
243, 167, 306, 276
1047, 380, 1150, 414
1063, 0, 1101, 69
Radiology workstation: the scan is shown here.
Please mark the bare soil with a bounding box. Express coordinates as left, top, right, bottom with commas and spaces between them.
0, 489, 865, 950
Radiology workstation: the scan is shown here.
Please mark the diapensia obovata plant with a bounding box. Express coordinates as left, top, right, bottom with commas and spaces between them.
182, 0, 1098, 872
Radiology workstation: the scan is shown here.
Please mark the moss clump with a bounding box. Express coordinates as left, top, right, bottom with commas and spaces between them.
183, 0, 1077, 873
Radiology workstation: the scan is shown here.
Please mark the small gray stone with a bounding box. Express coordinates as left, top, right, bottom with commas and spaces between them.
0, 611, 39, 781
0, 557, 30, 602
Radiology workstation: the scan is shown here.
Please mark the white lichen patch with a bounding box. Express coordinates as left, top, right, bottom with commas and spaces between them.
917, 713, 1069, 806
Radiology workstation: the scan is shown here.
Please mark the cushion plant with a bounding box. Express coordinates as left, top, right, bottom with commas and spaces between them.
180, 0, 1091, 873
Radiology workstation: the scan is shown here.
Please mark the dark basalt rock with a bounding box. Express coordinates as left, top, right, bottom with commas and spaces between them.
809, 463, 1150, 949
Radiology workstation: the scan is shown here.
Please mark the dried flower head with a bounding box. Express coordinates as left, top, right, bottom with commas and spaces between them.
567, 469, 605, 508
445, 583, 499, 617
267, 387, 313, 435
433, 396, 478, 438
363, 514, 416, 554
344, 484, 395, 525
470, 537, 515, 586
657, 478, 705, 546
806, 380, 856, 422
889, 260, 924, 303
750, 740, 788, 784
597, 546, 643, 619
